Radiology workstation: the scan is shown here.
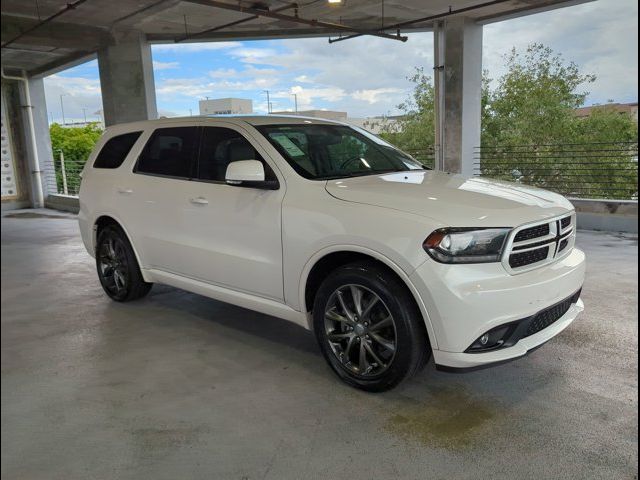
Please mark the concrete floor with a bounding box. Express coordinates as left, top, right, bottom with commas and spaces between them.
1, 210, 638, 480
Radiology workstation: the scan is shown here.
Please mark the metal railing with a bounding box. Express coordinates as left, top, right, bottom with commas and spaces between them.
405, 147, 436, 169
50, 142, 638, 201
474, 142, 638, 200
53, 151, 85, 196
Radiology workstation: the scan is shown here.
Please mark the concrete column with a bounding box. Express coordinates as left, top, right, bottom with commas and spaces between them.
3, 76, 52, 208
98, 31, 157, 126
26, 78, 56, 199
436, 17, 483, 177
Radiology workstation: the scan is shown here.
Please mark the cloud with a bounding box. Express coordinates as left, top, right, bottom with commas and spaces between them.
153, 61, 180, 70
483, 0, 638, 104
352, 88, 404, 104
43, 73, 103, 123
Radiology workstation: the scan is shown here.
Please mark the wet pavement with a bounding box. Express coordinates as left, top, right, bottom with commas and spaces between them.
1, 210, 637, 479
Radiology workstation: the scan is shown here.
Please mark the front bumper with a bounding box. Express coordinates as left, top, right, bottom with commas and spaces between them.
434, 297, 583, 370
409, 247, 586, 369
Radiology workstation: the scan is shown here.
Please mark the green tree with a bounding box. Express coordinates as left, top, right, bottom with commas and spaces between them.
384, 43, 638, 199
49, 122, 103, 194
378, 67, 435, 166
482, 43, 596, 146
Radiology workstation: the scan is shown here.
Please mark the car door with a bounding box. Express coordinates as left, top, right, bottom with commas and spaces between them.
122, 124, 202, 274
170, 123, 285, 301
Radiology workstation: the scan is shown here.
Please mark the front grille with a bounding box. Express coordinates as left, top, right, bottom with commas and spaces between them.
506, 215, 575, 271
509, 247, 549, 268
523, 290, 582, 338
514, 224, 550, 242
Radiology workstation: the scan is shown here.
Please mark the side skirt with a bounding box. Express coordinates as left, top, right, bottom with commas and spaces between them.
145, 268, 309, 329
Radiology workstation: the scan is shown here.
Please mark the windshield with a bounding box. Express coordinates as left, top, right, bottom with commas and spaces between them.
255, 124, 428, 180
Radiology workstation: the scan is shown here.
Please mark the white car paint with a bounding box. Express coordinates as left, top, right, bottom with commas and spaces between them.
79, 115, 585, 370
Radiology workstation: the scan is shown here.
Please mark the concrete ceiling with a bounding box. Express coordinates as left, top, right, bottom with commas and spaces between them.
1, 0, 588, 77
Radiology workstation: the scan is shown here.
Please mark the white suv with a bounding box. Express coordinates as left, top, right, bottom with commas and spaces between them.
79, 115, 585, 391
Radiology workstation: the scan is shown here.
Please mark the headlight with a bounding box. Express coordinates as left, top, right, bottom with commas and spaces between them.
423, 227, 511, 264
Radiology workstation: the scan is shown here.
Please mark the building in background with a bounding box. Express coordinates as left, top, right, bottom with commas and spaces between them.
269, 109, 403, 134
270, 109, 348, 122
574, 102, 638, 121
199, 98, 253, 115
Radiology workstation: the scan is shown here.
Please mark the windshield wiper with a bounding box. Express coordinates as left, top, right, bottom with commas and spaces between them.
317, 169, 401, 180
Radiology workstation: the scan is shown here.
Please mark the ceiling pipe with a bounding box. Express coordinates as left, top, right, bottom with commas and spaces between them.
1, 0, 90, 49
1, 68, 45, 208
184, 0, 407, 42
175, 2, 298, 42
328, 0, 511, 44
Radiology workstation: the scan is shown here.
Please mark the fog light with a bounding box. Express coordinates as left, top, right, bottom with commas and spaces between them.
466, 325, 516, 353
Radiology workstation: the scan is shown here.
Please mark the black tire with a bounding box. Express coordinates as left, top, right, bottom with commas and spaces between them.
96, 224, 152, 302
313, 261, 431, 392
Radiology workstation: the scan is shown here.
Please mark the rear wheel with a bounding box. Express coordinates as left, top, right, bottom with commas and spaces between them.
313, 261, 430, 392
96, 225, 152, 302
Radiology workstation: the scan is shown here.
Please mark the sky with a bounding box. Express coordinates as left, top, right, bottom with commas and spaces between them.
43, 0, 638, 124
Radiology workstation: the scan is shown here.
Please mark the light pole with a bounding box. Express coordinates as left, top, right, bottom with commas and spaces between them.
59, 94, 68, 125
291, 93, 298, 113
82, 108, 87, 123
263, 90, 271, 113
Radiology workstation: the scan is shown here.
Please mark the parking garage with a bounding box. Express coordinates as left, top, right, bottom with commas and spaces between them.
1, 0, 638, 478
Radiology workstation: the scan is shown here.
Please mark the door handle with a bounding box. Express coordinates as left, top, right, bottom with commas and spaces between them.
117, 188, 133, 194
189, 197, 209, 205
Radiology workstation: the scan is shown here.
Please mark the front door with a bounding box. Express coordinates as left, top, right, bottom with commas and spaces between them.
160, 124, 285, 301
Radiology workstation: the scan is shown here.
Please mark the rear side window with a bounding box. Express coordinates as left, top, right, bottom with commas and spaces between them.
197, 127, 273, 182
93, 131, 142, 169
135, 127, 199, 178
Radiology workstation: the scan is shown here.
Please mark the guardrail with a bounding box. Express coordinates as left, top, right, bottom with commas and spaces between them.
51, 142, 638, 201
53, 151, 84, 196
474, 142, 638, 200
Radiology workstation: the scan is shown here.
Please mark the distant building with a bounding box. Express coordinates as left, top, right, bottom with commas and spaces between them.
58, 120, 104, 129
199, 98, 253, 115
270, 109, 348, 122
574, 102, 638, 121
269, 109, 405, 134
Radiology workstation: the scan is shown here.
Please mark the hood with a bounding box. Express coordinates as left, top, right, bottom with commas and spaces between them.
325, 170, 574, 227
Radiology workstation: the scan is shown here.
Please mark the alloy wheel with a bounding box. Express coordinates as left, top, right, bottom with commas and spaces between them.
98, 236, 129, 296
324, 284, 397, 377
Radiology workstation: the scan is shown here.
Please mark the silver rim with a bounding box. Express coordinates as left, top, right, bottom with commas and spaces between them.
324, 284, 397, 377
98, 236, 128, 296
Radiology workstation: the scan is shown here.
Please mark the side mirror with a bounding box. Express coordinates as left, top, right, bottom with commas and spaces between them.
225, 160, 278, 190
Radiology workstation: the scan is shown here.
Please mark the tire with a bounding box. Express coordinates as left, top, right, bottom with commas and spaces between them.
95, 224, 152, 302
313, 261, 431, 392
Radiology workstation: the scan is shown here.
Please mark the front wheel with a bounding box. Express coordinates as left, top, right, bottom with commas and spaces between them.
96, 225, 152, 302
313, 261, 431, 392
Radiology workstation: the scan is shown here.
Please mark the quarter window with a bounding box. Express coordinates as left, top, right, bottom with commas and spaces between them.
136, 127, 199, 178
93, 131, 142, 169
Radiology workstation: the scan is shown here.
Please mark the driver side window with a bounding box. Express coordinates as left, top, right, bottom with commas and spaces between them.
196, 127, 274, 182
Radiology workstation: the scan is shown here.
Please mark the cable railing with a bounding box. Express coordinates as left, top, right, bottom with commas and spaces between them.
53, 151, 85, 196
50, 142, 638, 201
474, 142, 638, 200
405, 147, 436, 169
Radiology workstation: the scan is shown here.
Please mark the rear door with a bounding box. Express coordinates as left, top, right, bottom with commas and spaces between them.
122, 124, 201, 273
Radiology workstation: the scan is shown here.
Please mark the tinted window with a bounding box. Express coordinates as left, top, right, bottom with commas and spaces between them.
93, 131, 142, 169
256, 124, 425, 180
136, 127, 199, 178
197, 127, 275, 182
